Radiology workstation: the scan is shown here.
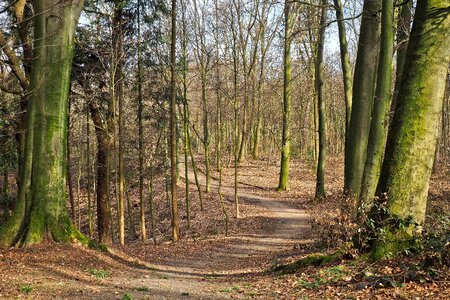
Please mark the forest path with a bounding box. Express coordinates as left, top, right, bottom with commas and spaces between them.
0, 163, 312, 300
116, 165, 312, 299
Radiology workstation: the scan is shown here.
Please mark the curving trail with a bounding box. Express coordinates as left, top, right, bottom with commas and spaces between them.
117, 169, 311, 299
0, 166, 311, 300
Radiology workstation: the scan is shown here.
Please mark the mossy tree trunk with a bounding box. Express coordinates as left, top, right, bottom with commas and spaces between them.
358, 0, 394, 218
277, 0, 292, 191
0, 0, 86, 247
373, 0, 450, 259
344, 0, 381, 199
315, 0, 327, 201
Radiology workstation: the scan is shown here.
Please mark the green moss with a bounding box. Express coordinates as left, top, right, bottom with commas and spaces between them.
371, 225, 416, 261
88, 239, 108, 252
273, 251, 343, 274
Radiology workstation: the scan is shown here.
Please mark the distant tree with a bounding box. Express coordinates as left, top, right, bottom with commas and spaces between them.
170, 0, 180, 242
277, 0, 293, 191
333, 0, 352, 135
0, 0, 32, 189
314, 0, 327, 200
113, 0, 127, 246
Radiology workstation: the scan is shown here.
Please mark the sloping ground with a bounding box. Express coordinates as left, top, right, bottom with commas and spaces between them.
0, 158, 448, 299
0, 161, 312, 299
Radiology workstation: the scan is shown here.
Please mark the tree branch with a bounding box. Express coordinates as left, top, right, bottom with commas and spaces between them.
0, 29, 28, 91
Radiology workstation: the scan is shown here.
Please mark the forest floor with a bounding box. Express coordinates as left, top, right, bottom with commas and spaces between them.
0, 157, 449, 299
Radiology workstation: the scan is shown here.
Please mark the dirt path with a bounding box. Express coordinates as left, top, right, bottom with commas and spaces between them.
0, 167, 311, 300
114, 171, 311, 299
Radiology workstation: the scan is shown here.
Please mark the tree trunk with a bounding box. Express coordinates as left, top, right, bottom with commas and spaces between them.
373, 0, 450, 259
333, 0, 353, 135
359, 0, 394, 217
277, 0, 292, 191
170, 0, 180, 242
114, 0, 126, 245
252, 22, 266, 160
315, 0, 327, 200
137, 0, 146, 241
86, 109, 93, 237
0, 0, 86, 247
147, 158, 156, 245
89, 102, 112, 244
344, 0, 381, 199
67, 101, 76, 221
181, 0, 191, 228
231, 12, 240, 218
76, 124, 83, 229
124, 178, 137, 238
202, 74, 211, 193
2, 162, 8, 216
391, 1, 412, 112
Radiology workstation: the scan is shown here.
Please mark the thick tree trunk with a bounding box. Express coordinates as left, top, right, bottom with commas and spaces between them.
359, 0, 394, 217
0, 0, 86, 247
277, 0, 292, 191
344, 0, 381, 198
373, 0, 450, 259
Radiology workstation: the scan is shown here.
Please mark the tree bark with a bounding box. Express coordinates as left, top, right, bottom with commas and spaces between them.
373, 0, 450, 259
315, 0, 327, 200
344, 0, 381, 199
391, 1, 412, 112
113, 0, 126, 245
86, 109, 93, 237
137, 0, 146, 241
89, 101, 112, 244
359, 0, 394, 217
333, 0, 353, 135
0, 0, 86, 247
277, 0, 292, 191
170, 0, 180, 242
